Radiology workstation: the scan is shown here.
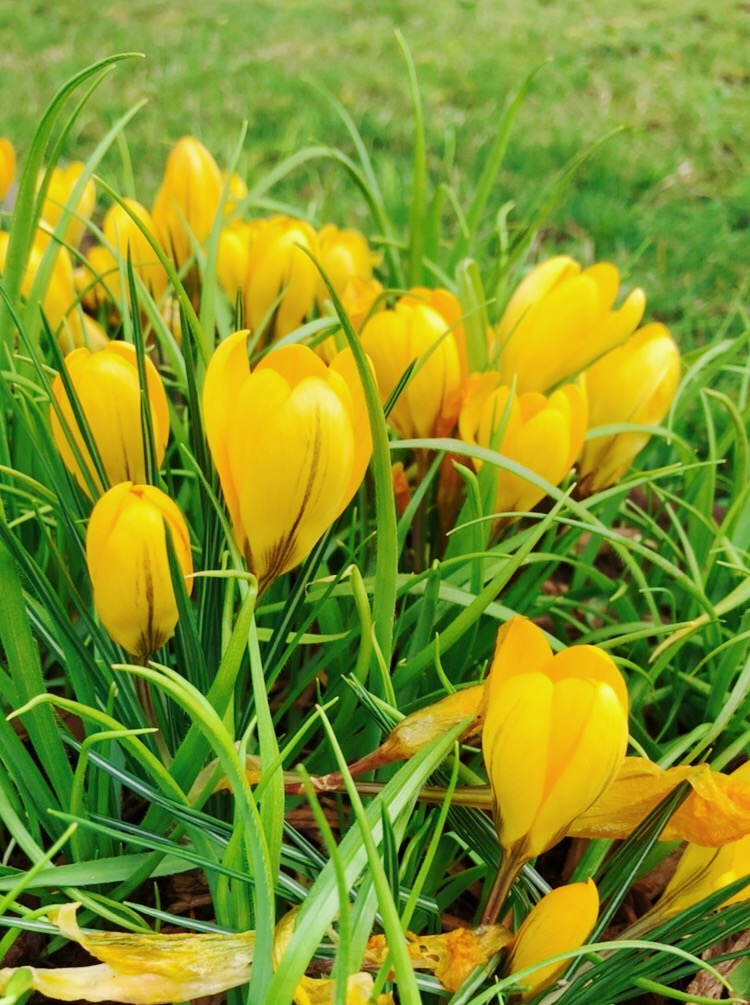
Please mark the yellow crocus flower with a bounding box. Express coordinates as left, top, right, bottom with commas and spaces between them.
496, 256, 646, 393
202, 332, 371, 589
50, 341, 170, 498
152, 136, 223, 268
86, 482, 193, 659
361, 301, 462, 439
578, 322, 681, 494
0, 137, 16, 202
458, 374, 587, 515
40, 161, 96, 249
244, 215, 320, 343
483, 618, 628, 882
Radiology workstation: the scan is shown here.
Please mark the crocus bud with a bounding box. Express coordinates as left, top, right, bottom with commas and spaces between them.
40, 162, 96, 249
361, 301, 462, 438
50, 342, 170, 498
578, 323, 681, 494
497, 256, 646, 393
0, 138, 15, 203
458, 375, 587, 515
202, 332, 372, 589
505, 880, 599, 999
315, 224, 379, 308
244, 215, 320, 343
483, 618, 628, 867
86, 482, 193, 659
152, 136, 223, 268
103, 198, 169, 304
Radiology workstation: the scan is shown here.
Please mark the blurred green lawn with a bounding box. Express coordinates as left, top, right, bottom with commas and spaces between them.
1, 0, 747, 339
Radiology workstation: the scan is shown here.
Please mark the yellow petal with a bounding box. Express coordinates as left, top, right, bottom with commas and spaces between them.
50, 342, 169, 498
483, 672, 553, 852
487, 617, 553, 688
230, 366, 354, 585
202, 329, 252, 550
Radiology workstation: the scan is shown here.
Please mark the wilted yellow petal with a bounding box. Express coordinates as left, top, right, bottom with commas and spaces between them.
0, 904, 255, 1004
294, 974, 394, 1005
569, 757, 750, 846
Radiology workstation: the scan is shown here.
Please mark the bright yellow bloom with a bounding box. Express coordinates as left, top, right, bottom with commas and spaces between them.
102, 198, 169, 304
505, 880, 599, 999
244, 215, 320, 343
315, 224, 379, 308
152, 136, 223, 268
202, 332, 371, 589
50, 342, 169, 498
399, 287, 470, 381
458, 374, 587, 515
361, 301, 462, 438
482, 618, 628, 865
496, 256, 646, 393
578, 323, 681, 494
0, 138, 15, 202
40, 162, 96, 249
86, 482, 193, 659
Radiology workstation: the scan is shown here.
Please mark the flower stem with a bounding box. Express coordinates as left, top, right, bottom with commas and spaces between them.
482, 847, 526, 925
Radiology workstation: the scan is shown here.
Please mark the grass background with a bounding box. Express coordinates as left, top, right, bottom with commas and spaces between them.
1, 0, 748, 340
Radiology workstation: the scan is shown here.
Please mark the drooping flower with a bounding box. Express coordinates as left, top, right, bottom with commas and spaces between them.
496, 256, 645, 393
202, 332, 371, 589
578, 322, 681, 494
50, 341, 169, 497
458, 374, 587, 515
86, 482, 193, 659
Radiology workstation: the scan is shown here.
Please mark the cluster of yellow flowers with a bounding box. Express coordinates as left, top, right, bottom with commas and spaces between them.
0, 130, 676, 664
2, 127, 736, 1005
